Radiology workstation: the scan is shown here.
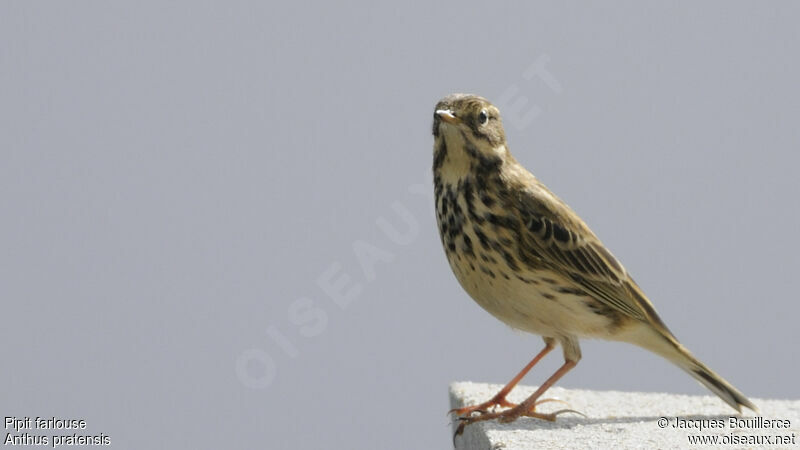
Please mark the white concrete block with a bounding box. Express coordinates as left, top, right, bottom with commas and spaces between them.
450, 381, 800, 449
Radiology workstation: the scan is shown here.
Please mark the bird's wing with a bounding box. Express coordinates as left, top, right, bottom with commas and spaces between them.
513, 182, 670, 332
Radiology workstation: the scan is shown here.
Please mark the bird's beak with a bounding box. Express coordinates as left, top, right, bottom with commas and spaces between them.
436, 109, 460, 125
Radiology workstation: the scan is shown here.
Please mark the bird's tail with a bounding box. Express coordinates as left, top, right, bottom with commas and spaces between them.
622, 325, 757, 413
667, 342, 757, 413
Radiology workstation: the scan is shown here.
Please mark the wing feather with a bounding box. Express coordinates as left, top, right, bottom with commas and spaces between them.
513, 183, 665, 327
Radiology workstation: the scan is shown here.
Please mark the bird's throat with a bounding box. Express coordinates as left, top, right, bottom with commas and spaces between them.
434, 129, 507, 186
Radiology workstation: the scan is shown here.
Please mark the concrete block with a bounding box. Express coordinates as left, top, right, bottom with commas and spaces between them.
450, 381, 800, 449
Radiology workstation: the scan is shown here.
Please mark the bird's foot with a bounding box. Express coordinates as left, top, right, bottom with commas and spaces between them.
448, 393, 517, 416
450, 396, 569, 417
452, 401, 582, 441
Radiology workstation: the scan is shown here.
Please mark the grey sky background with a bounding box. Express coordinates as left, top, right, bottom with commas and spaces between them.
2, 2, 798, 449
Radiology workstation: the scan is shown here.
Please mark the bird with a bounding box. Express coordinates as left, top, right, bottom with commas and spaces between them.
431, 93, 757, 436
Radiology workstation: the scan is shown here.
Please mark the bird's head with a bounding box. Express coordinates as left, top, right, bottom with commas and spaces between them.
433, 94, 507, 153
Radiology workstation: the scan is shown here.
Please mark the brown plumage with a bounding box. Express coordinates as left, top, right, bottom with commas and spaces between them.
432, 93, 756, 436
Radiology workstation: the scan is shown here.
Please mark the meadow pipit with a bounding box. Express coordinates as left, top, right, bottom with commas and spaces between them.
432, 93, 756, 436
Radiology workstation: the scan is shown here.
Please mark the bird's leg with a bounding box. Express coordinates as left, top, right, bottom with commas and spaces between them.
450, 340, 554, 416
454, 359, 580, 437
498, 359, 577, 422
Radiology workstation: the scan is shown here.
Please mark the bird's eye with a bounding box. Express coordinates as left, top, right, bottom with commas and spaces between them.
479, 110, 488, 125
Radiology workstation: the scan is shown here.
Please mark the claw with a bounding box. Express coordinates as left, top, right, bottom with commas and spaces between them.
551, 408, 586, 419
448, 405, 484, 416
533, 397, 569, 407
453, 423, 466, 446
531, 398, 585, 418
457, 409, 488, 420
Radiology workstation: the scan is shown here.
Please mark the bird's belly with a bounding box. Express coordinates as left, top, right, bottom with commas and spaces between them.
448, 258, 617, 338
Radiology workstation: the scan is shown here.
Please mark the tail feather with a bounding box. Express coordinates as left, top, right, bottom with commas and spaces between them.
620, 324, 757, 413
676, 347, 758, 413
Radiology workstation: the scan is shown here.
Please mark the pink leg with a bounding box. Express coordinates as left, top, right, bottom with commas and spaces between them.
451, 340, 555, 416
